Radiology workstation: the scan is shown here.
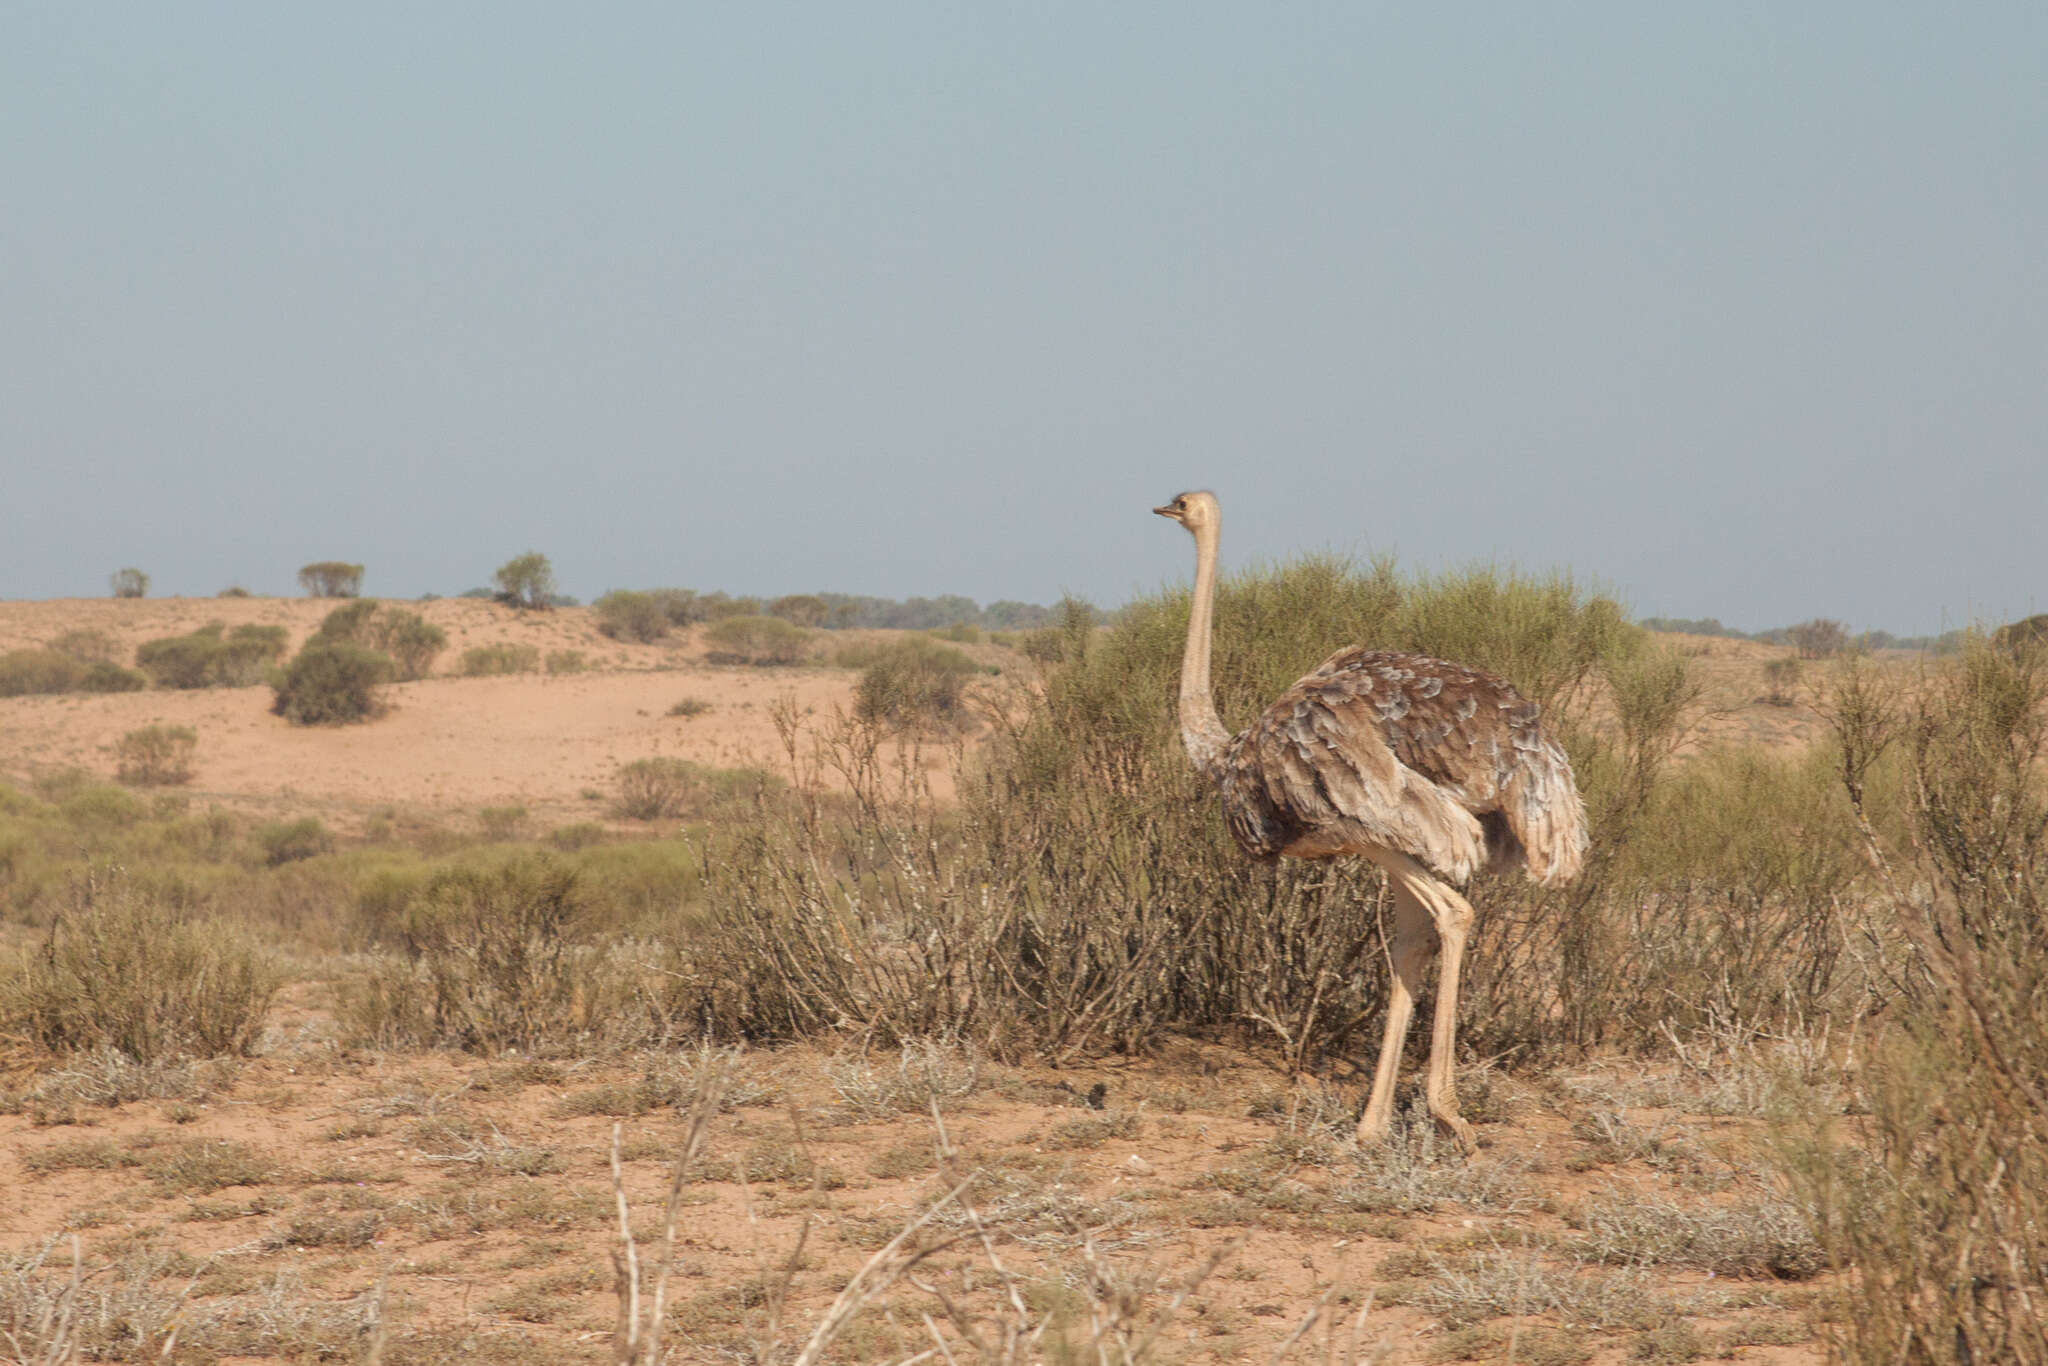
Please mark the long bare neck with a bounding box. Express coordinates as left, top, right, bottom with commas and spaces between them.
1178, 519, 1232, 775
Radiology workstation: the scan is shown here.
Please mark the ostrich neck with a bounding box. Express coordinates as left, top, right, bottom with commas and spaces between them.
1179, 520, 1232, 775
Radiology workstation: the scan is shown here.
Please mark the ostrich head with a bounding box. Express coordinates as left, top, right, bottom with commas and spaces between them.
1152, 489, 1218, 533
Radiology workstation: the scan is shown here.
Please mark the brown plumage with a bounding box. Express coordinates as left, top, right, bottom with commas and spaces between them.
1154, 490, 1587, 1150
1218, 647, 1585, 887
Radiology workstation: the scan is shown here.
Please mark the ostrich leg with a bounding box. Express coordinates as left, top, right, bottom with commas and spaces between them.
1355, 875, 1433, 1144
1417, 874, 1478, 1152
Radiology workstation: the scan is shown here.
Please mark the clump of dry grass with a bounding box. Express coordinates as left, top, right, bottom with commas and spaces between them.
1573, 1185, 1823, 1279
1, 875, 278, 1063
112, 724, 197, 785
0, 1049, 238, 1121
822, 1036, 984, 1119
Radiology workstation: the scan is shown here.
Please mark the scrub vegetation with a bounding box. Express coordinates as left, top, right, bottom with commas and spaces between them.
1, 557, 2041, 1363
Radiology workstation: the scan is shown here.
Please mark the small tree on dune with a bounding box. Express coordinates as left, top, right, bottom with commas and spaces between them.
298, 561, 365, 598
493, 552, 557, 611
1789, 618, 1849, 660
110, 568, 149, 599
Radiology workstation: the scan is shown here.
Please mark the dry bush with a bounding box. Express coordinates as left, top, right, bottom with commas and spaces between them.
615, 757, 782, 821
1760, 656, 1800, 705
1789, 618, 1848, 659
1, 876, 279, 1061
1778, 633, 2048, 1363
338, 852, 651, 1053
851, 635, 979, 732
653, 562, 1678, 1064
113, 724, 197, 785
702, 614, 812, 665
594, 589, 671, 642
459, 642, 541, 676
546, 648, 587, 674
109, 566, 148, 598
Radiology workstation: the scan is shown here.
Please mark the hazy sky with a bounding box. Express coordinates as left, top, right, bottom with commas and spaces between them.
5, 5, 2042, 633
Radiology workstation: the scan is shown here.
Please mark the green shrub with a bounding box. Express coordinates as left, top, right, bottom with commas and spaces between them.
307, 602, 444, 679
297, 561, 364, 597
701, 615, 811, 666
254, 817, 333, 866
136, 623, 287, 688
47, 629, 119, 663
492, 552, 556, 611
373, 610, 447, 680
593, 590, 670, 642
309, 600, 445, 680
0, 650, 144, 697
460, 643, 541, 676
546, 649, 587, 675
647, 588, 700, 624
616, 758, 782, 821
0, 644, 148, 697
548, 823, 609, 851
84, 660, 148, 693
270, 642, 393, 725
769, 594, 828, 627
1, 877, 278, 1060
218, 585, 251, 597
853, 636, 978, 730
477, 806, 528, 840
109, 567, 149, 598
60, 782, 148, 829
114, 725, 198, 786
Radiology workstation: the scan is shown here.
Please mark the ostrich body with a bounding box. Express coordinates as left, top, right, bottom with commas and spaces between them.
1154, 490, 1587, 1148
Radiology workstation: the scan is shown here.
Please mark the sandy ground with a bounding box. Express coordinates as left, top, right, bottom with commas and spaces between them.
0, 1003, 1831, 1366
1, 597, 991, 824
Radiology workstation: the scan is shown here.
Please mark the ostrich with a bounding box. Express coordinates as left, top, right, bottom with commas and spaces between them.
1153, 490, 1587, 1148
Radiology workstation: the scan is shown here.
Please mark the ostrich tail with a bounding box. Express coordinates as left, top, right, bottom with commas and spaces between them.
1494, 737, 1588, 887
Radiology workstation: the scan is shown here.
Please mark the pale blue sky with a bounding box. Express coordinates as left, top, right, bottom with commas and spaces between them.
4, 5, 2042, 633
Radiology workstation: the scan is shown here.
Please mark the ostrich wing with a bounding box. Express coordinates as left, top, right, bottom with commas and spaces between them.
1224, 649, 1538, 882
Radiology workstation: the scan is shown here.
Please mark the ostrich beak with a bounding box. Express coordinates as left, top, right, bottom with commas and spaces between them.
1152, 505, 1181, 519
